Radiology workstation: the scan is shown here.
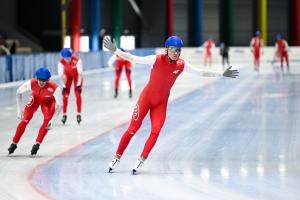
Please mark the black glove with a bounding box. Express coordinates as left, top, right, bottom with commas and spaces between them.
223, 66, 239, 78
77, 85, 82, 93
45, 122, 52, 131
62, 87, 66, 95
103, 36, 117, 52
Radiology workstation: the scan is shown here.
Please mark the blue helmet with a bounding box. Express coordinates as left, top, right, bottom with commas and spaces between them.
165, 36, 183, 48
35, 67, 51, 80
255, 31, 260, 36
60, 48, 73, 58
276, 34, 282, 40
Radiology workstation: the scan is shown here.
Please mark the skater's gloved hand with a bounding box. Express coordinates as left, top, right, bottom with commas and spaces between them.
103, 36, 117, 52
46, 122, 52, 131
77, 85, 82, 93
222, 66, 239, 78
62, 87, 66, 95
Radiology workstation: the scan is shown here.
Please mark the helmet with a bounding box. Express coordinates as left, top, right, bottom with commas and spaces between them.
255, 31, 260, 36
276, 34, 281, 40
60, 48, 73, 58
165, 36, 183, 48
35, 67, 51, 80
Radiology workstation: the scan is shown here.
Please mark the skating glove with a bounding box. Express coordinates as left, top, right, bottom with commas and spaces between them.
103, 36, 117, 52
62, 87, 66, 95
77, 85, 82, 93
46, 122, 52, 131
222, 66, 239, 78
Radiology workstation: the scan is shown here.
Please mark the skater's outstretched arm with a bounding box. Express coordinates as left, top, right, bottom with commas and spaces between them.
103, 36, 156, 65
185, 61, 239, 78
16, 80, 31, 119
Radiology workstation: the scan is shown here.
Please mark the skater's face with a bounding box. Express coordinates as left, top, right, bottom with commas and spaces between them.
167, 46, 181, 61
37, 78, 48, 88
63, 57, 72, 63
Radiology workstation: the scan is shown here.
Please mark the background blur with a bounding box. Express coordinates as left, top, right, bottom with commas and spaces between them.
0, 0, 299, 53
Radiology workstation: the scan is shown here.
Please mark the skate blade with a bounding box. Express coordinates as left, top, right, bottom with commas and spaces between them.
108, 168, 113, 173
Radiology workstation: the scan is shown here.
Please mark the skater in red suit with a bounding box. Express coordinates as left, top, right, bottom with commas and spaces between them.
250, 31, 264, 71
203, 36, 215, 67
103, 36, 239, 174
275, 34, 289, 73
107, 48, 133, 98
7, 67, 62, 156
58, 48, 83, 125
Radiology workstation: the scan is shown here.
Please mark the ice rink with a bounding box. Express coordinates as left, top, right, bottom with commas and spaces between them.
0, 60, 299, 200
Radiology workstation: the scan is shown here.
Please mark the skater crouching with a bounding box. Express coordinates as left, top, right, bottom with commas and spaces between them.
8, 67, 62, 156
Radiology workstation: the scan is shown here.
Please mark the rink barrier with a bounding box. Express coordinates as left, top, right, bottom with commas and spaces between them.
1, 47, 299, 83
157, 46, 300, 66
0, 48, 155, 83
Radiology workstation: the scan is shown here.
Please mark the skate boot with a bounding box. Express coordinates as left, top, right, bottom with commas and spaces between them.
114, 89, 118, 98
8, 143, 17, 155
129, 89, 132, 98
108, 155, 120, 172
132, 156, 146, 175
61, 115, 67, 125
31, 143, 40, 156
76, 114, 82, 124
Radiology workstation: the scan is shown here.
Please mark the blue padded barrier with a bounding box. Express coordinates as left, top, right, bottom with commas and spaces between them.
0, 56, 6, 83
0, 48, 156, 83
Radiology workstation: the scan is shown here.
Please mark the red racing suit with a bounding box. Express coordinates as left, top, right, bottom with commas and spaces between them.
13, 79, 62, 144
58, 55, 83, 114
250, 37, 264, 67
108, 55, 132, 90
203, 39, 215, 66
275, 39, 289, 67
112, 49, 222, 159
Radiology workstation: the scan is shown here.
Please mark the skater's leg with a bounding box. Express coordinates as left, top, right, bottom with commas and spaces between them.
132, 103, 167, 174
285, 53, 290, 72
12, 97, 39, 144
62, 77, 72, 114
74, 77, 83, 114
226, 55, 230, 66
125, 67, 132, 91
116, 100, 150, 157
125, 66, 132, 97
35, 103, 55, 144
280, 54, 284, 72
222, 56, 225, 69
208, 54, 212, 67
114, 66, 122, 98
141, 103, 167, 159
